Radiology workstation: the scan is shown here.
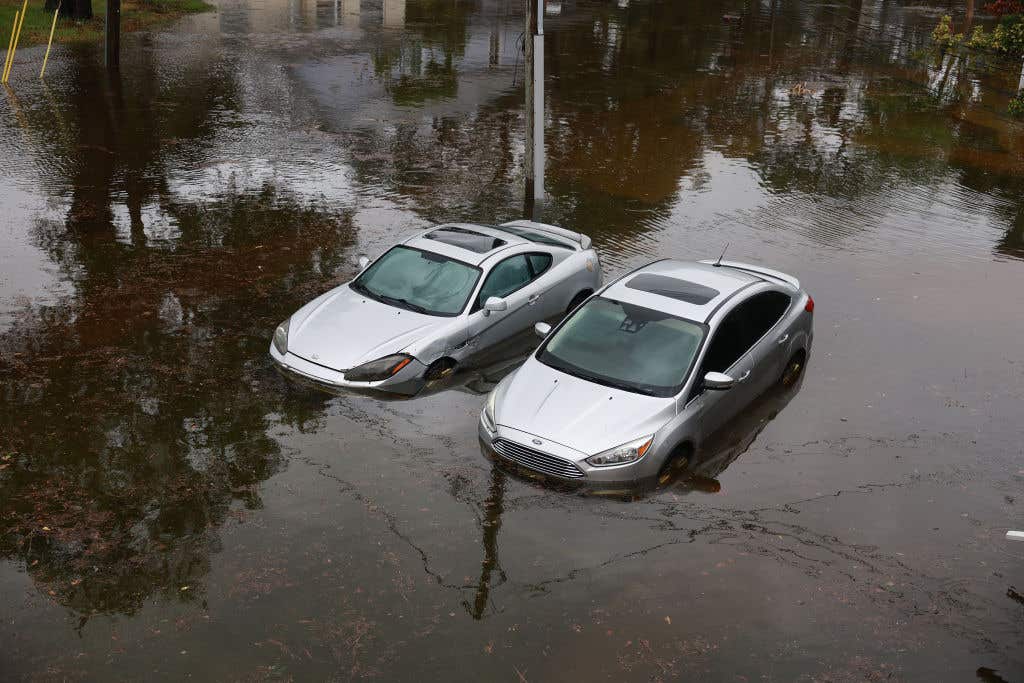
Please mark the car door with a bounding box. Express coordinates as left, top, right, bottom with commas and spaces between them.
743, 290, 794, 389
462, 253, 545, 365
682, 298, 764, 441
685, 290, 795, 441
524, 251, 562, 321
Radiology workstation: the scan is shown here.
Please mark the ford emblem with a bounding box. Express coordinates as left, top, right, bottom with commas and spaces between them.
532, 439, 543, 446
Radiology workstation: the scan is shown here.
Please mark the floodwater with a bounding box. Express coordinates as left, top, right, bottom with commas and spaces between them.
1, 0, 1023, 679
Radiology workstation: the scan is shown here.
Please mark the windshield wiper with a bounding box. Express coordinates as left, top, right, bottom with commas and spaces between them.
541, 355, 657, 396
379, 294, 428, 314
352, 281, 428, 314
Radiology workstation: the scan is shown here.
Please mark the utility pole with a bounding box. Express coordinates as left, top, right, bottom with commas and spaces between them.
105, 0, 120, 68
524, 0, 544, 214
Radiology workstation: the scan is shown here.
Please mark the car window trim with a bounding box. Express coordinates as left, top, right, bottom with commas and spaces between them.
352, 244, 483, 318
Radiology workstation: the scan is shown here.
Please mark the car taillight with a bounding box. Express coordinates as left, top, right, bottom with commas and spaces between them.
805, 295, 814, 313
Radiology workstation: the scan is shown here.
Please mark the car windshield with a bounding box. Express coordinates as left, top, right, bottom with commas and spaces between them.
351, 246, 480, 316
537, 297, 705, 397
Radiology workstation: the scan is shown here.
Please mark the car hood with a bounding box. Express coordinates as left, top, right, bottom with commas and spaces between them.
287, 285, 443, 370
494, 358, 676, 457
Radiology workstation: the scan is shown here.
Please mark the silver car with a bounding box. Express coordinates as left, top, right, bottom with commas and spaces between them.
479, 259, 814, 484
270, 221, 602, 396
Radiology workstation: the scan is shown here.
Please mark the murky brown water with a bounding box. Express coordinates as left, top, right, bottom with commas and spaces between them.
2, 0, 1023, 679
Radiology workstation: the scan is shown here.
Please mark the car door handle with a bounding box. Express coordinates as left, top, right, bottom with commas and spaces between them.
528, 294, 540, 306
736, 370, 751, 383
776, 334, 789, 346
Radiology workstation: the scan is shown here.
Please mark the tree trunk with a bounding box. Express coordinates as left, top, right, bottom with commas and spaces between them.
46, 0, 92, 20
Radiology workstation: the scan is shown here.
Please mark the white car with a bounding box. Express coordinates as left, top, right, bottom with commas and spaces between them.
270, 221, 602, 395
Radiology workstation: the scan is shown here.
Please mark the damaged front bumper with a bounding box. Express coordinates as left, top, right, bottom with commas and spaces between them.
269, 344, 428, 396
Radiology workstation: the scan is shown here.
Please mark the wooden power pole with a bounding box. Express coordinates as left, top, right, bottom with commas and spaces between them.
524, 0, 544, 212
105, 0, 120, 68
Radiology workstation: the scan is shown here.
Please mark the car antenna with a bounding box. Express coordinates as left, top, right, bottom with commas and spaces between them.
714, 242, 729, 267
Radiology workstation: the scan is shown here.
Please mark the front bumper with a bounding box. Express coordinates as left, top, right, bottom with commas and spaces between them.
477, 419, 645, 485
270, 343, 428, 396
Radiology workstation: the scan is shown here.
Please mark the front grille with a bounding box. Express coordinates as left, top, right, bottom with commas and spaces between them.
492, 438, 585, 479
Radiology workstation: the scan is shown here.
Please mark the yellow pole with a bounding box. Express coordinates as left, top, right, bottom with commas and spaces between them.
40, 4, 60, 79
2, 10, 18, 83
4, 0, 28, 81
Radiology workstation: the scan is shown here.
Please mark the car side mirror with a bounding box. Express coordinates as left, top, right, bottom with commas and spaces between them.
355, 254, 370, 270
534, 322, 551, 338
482, 296, 507, 317
703, 371, 734, 390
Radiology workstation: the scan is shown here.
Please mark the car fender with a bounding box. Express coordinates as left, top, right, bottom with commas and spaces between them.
782, 308, 814, 362
558, 249, 602, 309
401, 320, 468, 366
640, 408, 700, 478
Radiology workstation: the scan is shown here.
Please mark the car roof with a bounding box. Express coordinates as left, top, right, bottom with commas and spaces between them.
403, 223, 528, 266
602, 260, 761, 323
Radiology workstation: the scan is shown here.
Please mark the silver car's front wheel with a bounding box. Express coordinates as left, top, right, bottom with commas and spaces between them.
425, 357, 458, 382
657, 444, 693, 485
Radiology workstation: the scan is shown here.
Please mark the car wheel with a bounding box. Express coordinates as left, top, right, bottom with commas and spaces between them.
425, 357, 457, 382
780, 350, 806, 387
657, 444, 692, 485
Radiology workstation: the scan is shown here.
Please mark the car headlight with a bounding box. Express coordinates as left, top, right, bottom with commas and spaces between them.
481, 389, 498, 432
586, 435, 654, 467
345, 354, 414, 382
273, 318, 290, 355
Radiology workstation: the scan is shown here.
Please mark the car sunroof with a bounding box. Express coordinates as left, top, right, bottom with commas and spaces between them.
625, 274, 719, 305
424, 227, 507, 253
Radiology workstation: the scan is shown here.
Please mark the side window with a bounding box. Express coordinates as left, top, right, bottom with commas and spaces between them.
744, 291, 791, 342
700, 308, 752, 376
526, 253, 552, 277
688, 291, 791, 399
476, 255, 532, 309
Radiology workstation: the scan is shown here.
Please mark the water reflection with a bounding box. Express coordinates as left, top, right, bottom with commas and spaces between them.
0, 0, 1023, 672
464, 466, 506, 620
0, 188, 350, 614
0, 50, 356, 612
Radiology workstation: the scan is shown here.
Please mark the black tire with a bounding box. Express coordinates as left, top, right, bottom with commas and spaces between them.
565, 290, 592, 316
780, 350, 806, 387
657, 444, 693, 485
425, 357, 458, 382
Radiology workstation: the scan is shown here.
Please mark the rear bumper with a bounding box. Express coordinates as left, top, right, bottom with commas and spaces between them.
270, 344, 428, 396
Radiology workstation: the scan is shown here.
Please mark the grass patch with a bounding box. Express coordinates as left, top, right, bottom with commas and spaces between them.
0, 0, 213, 47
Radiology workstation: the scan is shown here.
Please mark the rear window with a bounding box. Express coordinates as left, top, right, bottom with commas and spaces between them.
424, 227, 506, 253
625, 274, 719, 305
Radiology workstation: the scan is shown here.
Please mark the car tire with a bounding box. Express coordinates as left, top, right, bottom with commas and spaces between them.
657, 444, 693, 485
780, 350, 806, 387
425, 357, 458, 382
